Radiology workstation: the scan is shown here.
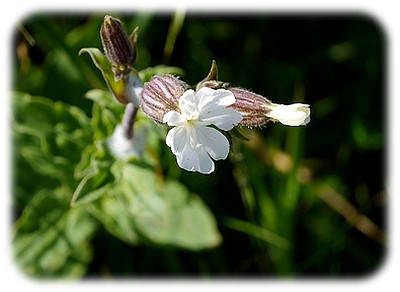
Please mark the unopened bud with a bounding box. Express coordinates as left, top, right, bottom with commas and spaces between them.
228, 88, 311, 127
140, 75, 187, 123
100, 15, 137, 81
228, 88, 274, 127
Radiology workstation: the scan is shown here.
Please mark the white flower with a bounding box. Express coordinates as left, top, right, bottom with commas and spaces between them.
163, 87, 243, 174
266, 103, 311, 126
107, 124, 146, 159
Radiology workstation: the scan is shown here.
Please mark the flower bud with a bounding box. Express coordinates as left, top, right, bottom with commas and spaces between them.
266, 103, 311, 126
228, 88, 274, 127
140, 75, 188, 123
100, 15, 137, 81
228, 88, 311, 127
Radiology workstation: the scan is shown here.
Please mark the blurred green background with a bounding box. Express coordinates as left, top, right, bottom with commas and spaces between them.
12, 12, 385, 278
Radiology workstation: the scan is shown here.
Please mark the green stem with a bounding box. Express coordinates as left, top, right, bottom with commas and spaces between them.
277, 126, 303, 275
221, 216, 292, 250
163, 10, 186, 64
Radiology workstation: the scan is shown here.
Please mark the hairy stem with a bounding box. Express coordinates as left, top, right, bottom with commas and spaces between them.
121, 102, 138, 140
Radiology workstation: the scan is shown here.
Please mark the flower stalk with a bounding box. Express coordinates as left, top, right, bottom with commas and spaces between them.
121, 103, 138, 140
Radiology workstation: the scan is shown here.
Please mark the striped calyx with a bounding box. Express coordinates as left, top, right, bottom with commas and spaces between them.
140, 75, 188, 123
228, 88, 273, 127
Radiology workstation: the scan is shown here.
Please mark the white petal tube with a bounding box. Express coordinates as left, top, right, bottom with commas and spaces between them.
107, 124, 146, 159
267, 103, 311, 126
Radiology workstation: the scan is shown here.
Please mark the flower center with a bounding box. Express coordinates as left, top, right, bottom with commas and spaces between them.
186, 118, 198, 127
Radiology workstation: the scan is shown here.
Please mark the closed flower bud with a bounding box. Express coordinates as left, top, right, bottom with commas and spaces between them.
228, 88, 273, 127
100, 15, 137, 81
141, 75, 188, 123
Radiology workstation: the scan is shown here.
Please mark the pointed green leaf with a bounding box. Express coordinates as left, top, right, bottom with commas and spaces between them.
79, 47, 137, 104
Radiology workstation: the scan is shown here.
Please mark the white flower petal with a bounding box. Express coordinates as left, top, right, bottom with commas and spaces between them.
199, 107, 243, 131
163, 111, 185, 126
214, 89, 237, 106
175, 142, 215, 174
164, 87, 243, 174
195, 88, 236, 115
176, 142, 199, 172
267, 103, 311, 126
196, 127, 230, 160
196, 147, 215, 174
165, 126, 175, 148
166, 126, 187, 154
196, 88, 242, 130
193, 87, 218, 110
178, 89, 197, 118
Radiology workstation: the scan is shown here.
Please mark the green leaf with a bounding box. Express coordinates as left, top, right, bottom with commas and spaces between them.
13, 188, 97, 278
13, 92, 89, 138
79, 47, 138, 104
159, 180, 222, 249
84, 89, 125, 140
85, 88, 126, 114
89, 161, 221, 250
71, 149, 115, 207
12, 92, 91, 188
70, 165, 113, 207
